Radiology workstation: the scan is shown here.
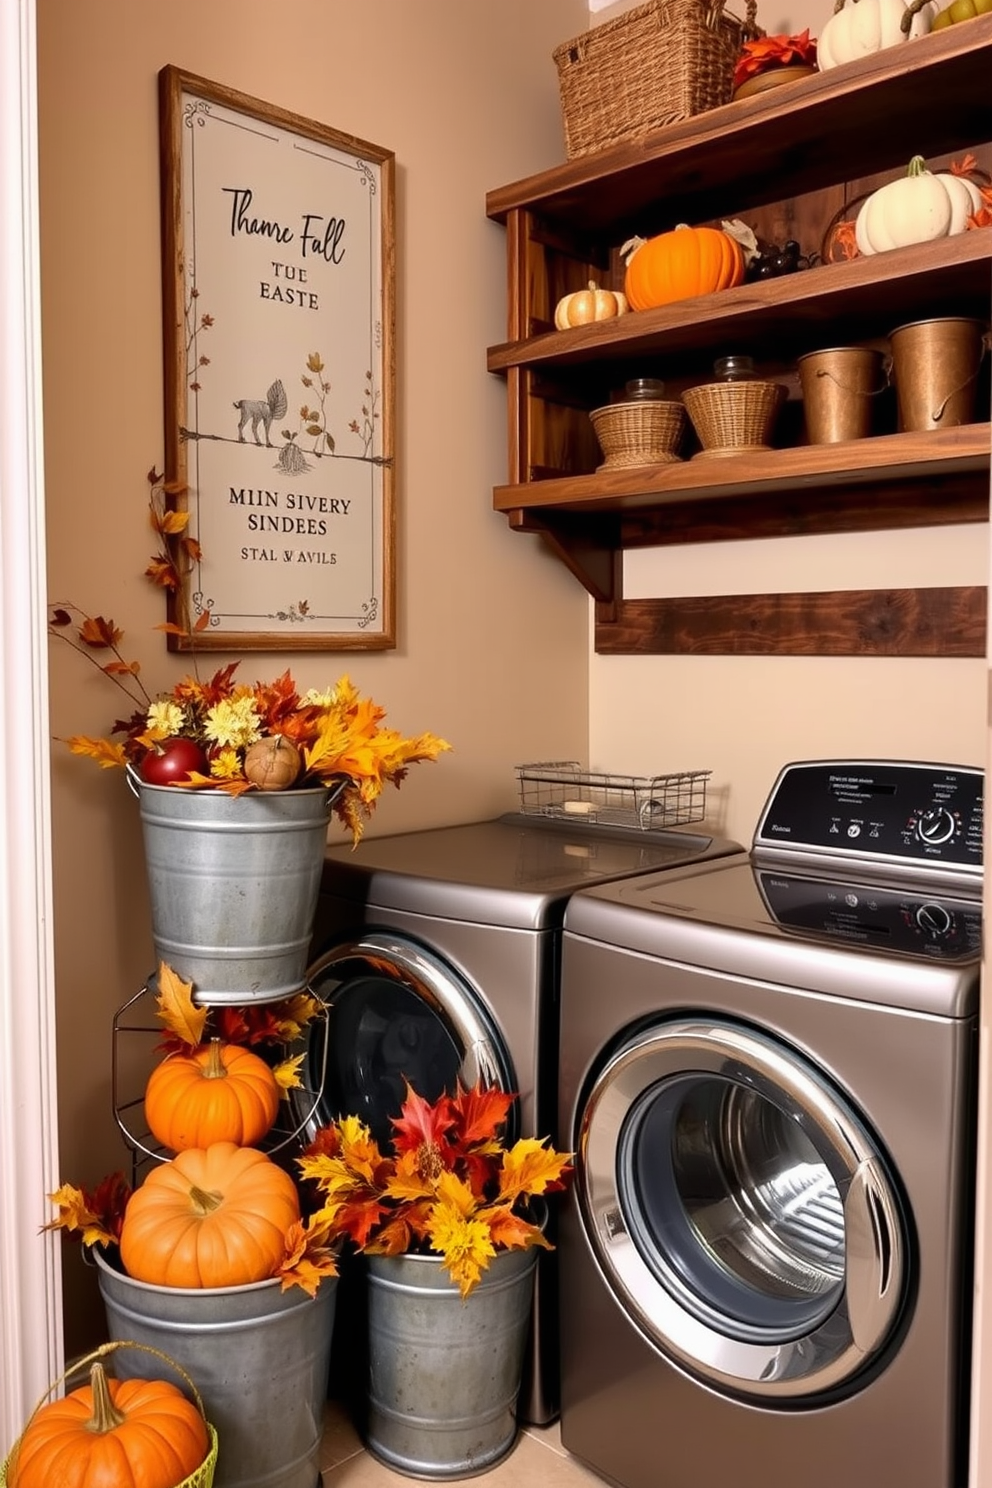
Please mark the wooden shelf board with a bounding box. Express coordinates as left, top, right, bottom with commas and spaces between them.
486, 19, 992, 237
487, 236, 992, 377
594, 587, 988, 656
494, 424, 992, 521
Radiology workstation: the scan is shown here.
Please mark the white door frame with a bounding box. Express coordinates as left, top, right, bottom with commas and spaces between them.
0, 0, 64, 1447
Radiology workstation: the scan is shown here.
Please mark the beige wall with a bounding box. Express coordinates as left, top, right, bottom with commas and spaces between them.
37, 0, 589, 1352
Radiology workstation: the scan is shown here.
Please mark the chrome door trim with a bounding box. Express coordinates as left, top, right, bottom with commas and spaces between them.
578, 1017, 908, 1400
297, 932, 514, 1134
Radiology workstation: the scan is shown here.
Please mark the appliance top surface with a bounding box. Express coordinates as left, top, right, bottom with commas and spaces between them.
320, 815, 742, 930
563, 762, 983, 1014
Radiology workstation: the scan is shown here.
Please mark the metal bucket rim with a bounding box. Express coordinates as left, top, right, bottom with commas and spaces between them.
797, 346, 884, 363
889, 316, 988, 337
94, 1246, 290, 1300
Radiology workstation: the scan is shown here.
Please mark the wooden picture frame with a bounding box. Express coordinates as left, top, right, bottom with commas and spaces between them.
159, 66, 395, 650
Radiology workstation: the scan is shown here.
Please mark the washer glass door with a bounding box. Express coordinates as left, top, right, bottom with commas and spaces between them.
579, 1017, 909, 1401
298, 932, 515, 1145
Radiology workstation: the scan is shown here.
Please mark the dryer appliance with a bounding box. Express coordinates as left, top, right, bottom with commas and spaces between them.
301, 812, 741, 1425
557, 760, 982, 1488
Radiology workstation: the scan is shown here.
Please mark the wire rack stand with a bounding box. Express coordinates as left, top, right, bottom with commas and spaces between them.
515, 761, 711, 832
111, 984, 329, 1180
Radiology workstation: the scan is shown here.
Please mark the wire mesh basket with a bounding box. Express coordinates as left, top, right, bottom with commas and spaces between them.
112, 983, 329, 1175
515, 762, 710, 832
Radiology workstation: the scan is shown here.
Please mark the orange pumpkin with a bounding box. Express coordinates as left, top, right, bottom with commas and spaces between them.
7, 1361, 209, 1488
623, 224, 745, 311
119, 1141, 300, 1288
145, 1038, 281, 1152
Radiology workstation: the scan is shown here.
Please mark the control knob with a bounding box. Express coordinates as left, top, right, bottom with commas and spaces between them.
916, 807, 956, 846
915, 902, 954, 937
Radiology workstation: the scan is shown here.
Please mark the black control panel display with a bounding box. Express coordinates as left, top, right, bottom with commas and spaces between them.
756, 869, 982, 961
755, 761, 984, 874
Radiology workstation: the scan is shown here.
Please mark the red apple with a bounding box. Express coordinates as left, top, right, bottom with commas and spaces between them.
140, 737, 209, 785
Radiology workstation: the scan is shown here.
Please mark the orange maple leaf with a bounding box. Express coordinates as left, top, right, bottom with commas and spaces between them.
64, 735, 129, 770
78, 616, 123, 649
389, 1082, 457, 1159
275, 1219, 339, 1297
497, 1139, 573, 1206
43, 1172, 131, 1247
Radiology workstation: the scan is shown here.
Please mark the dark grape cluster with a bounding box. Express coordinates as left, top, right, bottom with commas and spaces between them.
745, 238, 805, 281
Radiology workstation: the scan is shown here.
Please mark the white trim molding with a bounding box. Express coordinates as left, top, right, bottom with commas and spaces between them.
0, 0, 63, 1446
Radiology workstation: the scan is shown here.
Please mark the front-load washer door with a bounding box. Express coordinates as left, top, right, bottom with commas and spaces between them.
578, 1016, 911, 1403
299, 933, 517, 1145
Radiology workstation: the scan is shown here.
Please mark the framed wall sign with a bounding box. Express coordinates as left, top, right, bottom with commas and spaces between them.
159, 66, 395, 650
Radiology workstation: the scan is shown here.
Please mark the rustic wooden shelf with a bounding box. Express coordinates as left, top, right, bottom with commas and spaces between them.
485, 22, 992, 653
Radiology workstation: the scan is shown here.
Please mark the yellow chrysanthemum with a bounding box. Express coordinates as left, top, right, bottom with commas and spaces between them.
203, 695, 263, 749
210, 748, 244, 780
146, 700, 185, 738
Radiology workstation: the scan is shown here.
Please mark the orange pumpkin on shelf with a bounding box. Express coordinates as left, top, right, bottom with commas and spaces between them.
144, 1037, 282, 1153
119, 1141, 300, 1288
7, 1360, 210, 1488
622, 224, 745, 311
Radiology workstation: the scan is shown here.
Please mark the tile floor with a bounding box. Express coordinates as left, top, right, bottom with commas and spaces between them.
318, 1399, 607, 1488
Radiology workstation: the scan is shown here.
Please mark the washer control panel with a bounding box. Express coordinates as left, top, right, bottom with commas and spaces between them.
756, 869, 982, 960
754, 760, 983, 878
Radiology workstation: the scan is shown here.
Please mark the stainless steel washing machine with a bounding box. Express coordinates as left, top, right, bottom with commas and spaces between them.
301, 812, 741, 1425
557, 760, 982, 1488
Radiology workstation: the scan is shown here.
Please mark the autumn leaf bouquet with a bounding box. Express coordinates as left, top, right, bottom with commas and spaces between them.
50, 470, 450, 844
733, 29, 817, 92
46, 966, 339, 1299
297, 1080, 573, 1298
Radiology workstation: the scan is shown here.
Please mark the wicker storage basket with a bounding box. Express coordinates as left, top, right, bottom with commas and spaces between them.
682, 379, 785, 456
554, 0, 755, 159
590, 399, 687, 468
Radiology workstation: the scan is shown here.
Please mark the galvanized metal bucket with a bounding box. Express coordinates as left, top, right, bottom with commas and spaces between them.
130, 774, 341, 1003
95, 1249, 336, 1488
365, 1246, 539, 1479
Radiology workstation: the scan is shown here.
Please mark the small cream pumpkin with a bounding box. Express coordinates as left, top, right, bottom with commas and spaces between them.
855, 156, 983, 255
817, 0, 935, 70
554, 280, 629, 330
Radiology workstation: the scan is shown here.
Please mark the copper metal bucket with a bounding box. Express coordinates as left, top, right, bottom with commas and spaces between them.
888, 317, 988, 431
797, 346, 886, 443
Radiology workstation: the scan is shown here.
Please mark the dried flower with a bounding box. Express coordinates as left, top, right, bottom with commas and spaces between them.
733, 30, 817, 89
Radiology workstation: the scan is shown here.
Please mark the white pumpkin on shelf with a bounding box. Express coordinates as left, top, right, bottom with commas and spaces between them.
817, 0, 937, 69
855, 155, 984, 255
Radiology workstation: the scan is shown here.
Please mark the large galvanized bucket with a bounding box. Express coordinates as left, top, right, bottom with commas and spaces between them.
365, 1246, 538, 1479
95, 1250, 336, 1488
130, 775, 340, 1003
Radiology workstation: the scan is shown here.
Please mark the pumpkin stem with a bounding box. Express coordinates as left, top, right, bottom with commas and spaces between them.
188, 1183, 225, 1216
907, 155, 927, 177
86, 1362, 126, 1435
204, 1038, 229, 1081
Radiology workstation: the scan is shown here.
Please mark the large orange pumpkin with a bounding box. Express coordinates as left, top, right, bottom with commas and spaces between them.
7, 1361, 209, 1488
119, 1141, 300, 1288
623, 224, 745, 311
144, 1038, 281, 1152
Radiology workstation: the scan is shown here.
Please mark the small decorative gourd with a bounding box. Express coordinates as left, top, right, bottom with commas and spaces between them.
119, 1140, 301, 1288
622, 225, 745, 312
817, 0, 935, 70
6, 1361, 210, 1488
144, 1037, 282, 1152
554, 280, 629, 329
855, 156, 983, 254
243, 734, 302, 790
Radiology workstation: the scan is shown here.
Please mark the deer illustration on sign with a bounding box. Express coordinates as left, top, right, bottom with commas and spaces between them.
234, 378, 288, 446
